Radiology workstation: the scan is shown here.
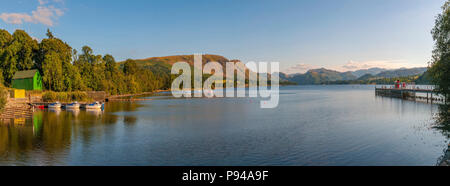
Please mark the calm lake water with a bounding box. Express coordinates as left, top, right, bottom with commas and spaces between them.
0, 85, 449, 165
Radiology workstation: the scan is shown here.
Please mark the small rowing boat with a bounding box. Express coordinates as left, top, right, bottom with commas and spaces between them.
48, 102, 62, 109
66, 101, 80, 109
85, 101, 104, 110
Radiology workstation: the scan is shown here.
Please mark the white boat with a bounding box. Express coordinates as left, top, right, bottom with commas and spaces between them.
85, 101, 104, 110
65, 101, 80, 109
48, 102, 62, 109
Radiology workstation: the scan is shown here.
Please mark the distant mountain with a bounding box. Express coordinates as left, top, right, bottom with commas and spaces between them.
284, 67, 429, 85
287, 68, 357, 85
328, 67, 431, 85
279, 72, 290, 81
374, 67, 428, 78
351, 68, 387, 78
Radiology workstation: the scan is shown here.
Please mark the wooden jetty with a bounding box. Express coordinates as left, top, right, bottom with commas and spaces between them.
375, 86, 446, 103
0, 98, 33, 121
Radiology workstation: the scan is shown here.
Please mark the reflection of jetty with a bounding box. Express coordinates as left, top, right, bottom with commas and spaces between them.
375, 87, 446, 103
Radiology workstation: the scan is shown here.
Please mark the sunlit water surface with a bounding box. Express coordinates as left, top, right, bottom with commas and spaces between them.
0, 85, 448, 165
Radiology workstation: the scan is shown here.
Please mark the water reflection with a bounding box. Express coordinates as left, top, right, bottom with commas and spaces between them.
434, 104, 450, 166
433, 104, 450, 138
0, 86, 449, 165
0, 102, 141, 165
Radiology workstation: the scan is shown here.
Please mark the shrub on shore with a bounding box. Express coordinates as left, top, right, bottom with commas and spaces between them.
0, 84, 6, 112
42, 91, 89, 102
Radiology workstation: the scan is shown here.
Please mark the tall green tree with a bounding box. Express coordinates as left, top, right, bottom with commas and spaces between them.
123, 59, 138, 75
38, 34, 84, 91
430, 1, 450, 102
46, 29, 55, 39
11, 30, 39, 71
0, 29, 13, 86
0, 30, 38, 86
0, 83, 6, 112
74, 46, 106, 91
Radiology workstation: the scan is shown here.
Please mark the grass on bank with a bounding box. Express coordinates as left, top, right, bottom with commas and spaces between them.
42, 91, 91, 102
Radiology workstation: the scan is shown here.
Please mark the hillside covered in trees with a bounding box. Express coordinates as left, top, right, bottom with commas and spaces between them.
0, 29, 172, 95
282, 67, 430, 85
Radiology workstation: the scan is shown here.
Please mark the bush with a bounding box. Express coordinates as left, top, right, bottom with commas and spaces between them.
0, 88, 6, 112
42, 91, 89, 102
0, 84, 6, 112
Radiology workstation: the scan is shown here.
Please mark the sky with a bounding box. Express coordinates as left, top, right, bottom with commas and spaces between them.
0, 0, 446, 74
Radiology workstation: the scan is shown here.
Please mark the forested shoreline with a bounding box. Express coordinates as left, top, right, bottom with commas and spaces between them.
0, 29, 172, 95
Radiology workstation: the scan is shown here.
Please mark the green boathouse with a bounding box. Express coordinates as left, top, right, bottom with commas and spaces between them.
12, 69, 43, 91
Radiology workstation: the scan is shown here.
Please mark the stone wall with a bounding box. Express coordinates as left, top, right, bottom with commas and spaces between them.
86, 91, 107, 101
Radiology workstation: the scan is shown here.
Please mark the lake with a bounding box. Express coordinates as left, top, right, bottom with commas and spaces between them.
0, 85, 448, 165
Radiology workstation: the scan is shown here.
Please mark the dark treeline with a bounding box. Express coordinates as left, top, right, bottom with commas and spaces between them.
429, 1, 450, 103
0, 29, 171, 95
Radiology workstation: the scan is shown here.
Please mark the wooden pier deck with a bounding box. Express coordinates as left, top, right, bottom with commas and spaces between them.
375, 87, 446, 103
0, 98, 33, 121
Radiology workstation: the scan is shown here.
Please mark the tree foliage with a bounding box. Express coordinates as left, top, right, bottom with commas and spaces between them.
430, 1, 450, 101
0, 29, 173, 95
0, 29, 38, 86
0, 83, 6, 112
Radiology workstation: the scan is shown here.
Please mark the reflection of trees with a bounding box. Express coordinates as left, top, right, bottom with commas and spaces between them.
434, 104, 450, 166
0, 102, 141, 164
0, 120, 34, 155
124, 116, 137, 125
433, 104, 450, 138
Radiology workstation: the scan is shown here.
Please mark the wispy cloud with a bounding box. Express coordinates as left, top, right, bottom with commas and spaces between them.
333, 60, 420, 72
283, 63, 320, 74
0, 0, 65, 26
284, 59, 426, 74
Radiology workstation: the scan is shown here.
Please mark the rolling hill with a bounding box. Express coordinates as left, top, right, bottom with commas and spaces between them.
287, 68, 357, 85
372, 67, 427, 78
351, 68, 387, 78
119, 54, 252, 80
284, 67, 429, 85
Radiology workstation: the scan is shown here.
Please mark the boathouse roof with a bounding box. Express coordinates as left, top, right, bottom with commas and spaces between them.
12, 69, 39, 79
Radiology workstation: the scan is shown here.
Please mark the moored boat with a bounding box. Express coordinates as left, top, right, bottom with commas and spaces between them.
85, 101, 104, 110
66, 101, 80, 109
48, 102, 62, 109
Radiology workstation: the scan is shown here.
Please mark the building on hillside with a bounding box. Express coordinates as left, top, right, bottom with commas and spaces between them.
12, 69, 43, 91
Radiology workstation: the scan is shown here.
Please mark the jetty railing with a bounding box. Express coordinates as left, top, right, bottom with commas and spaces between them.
375, 85, 445, 104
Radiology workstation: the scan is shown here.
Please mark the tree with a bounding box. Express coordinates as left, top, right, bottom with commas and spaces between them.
0, 69, 3, 85
0, 83, 6, 112
430, 1, 450, 102
0, 29, 13, 86
46, 29, 54, 39
11, 30, 39, 71
38, 35, 84, 91
104, 54, 117, 77
0, 30, 38, 86
123, 59, 138, 75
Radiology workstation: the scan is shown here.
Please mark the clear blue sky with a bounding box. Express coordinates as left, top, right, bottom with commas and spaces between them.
0, 0, 446, 73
